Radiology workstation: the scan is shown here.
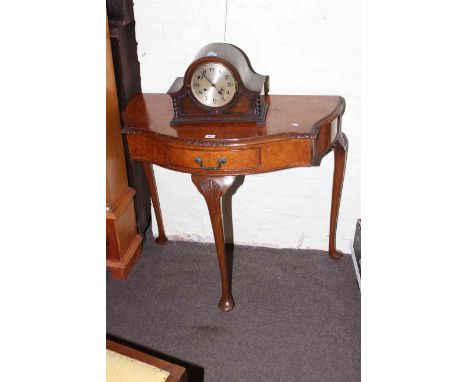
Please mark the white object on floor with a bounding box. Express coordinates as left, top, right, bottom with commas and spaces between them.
350, 241, 361, 289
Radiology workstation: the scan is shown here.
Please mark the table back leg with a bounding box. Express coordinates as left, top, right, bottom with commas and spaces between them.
142, 162, 168, 245
192, 175, 236, 312
329, 132, 348, 259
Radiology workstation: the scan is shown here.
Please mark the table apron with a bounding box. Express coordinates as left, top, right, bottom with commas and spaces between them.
126, 134, 313, 175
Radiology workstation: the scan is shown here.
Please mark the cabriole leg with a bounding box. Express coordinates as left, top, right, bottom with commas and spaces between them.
329, 132, 348, 259
192, 175, 236, 312
142, 162, 168, 245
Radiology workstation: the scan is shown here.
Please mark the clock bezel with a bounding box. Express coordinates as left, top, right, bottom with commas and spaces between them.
189, 62, 239, 109
183, 57, 253, 113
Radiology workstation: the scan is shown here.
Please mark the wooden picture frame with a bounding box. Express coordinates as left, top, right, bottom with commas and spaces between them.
107, 339, 187, 382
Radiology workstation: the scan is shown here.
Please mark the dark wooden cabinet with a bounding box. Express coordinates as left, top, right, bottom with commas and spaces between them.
106, 18, 143, 279
107, 0, 151, 236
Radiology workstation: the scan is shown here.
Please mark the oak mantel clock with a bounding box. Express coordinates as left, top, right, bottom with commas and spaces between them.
167, 43, 269, 125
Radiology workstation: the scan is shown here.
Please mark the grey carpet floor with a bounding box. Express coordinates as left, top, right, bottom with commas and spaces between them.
106, 236, 360, 382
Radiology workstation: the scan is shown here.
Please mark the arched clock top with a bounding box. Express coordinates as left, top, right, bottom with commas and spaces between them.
187, 43, 268, 94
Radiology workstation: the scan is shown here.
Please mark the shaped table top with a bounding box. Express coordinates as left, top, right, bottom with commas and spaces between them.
123, 93, 344, 144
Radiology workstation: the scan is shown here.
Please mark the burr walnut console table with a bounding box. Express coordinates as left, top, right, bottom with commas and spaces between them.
123, 93, 348, 312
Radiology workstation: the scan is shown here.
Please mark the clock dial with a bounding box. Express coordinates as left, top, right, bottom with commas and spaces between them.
190, 62, 237, 107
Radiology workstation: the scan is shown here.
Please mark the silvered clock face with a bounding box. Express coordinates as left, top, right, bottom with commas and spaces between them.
190, 62, 237, 107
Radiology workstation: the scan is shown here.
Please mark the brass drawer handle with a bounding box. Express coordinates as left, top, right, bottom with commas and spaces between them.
194, 156, 227, 171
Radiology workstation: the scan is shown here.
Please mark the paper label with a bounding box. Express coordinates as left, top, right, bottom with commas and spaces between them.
205, 134, 216, 138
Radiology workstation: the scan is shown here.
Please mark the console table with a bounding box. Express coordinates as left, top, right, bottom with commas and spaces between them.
123, 93, 347, 312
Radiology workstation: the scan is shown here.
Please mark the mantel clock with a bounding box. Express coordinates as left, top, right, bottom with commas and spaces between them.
167, 43, 269, 125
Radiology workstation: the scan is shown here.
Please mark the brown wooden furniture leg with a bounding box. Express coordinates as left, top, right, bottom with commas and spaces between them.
192, 175, 236, 312
142, 162, 168, 245
329, 132, 348, 259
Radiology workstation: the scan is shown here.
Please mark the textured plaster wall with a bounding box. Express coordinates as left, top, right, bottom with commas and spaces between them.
133, 0, 360, 251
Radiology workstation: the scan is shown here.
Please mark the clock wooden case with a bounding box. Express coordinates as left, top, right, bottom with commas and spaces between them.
167, 43, 269, 125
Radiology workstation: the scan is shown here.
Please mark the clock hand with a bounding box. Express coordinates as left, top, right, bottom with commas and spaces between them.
201, 72, 223, 93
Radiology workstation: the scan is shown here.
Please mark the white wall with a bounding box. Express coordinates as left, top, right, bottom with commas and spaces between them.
133, 0, 360, 252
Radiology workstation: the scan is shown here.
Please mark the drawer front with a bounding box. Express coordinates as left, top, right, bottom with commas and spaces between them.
126, 134, 166, 165
261, 139, 311, 170
166, 146, 261, 172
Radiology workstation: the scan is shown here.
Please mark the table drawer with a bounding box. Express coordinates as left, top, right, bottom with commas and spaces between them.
167, 146, 261, 172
